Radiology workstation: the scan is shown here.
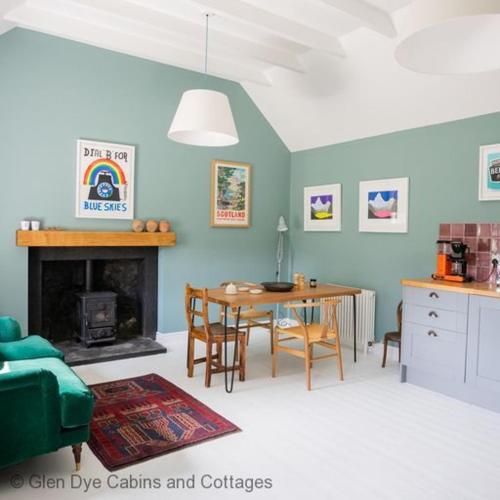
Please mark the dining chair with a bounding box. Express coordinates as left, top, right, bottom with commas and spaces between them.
381, 301, 403, 368
273, 299, 343, 390
219, 281, 274, 353
185, 284, 247, 387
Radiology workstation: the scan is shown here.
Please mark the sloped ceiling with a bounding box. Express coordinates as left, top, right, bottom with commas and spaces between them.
2, 0, 500, 151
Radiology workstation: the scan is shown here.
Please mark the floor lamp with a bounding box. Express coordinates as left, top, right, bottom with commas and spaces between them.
275, 216, 288, 325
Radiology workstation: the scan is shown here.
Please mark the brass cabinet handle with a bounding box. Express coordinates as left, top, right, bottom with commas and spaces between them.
427, 330, 438, 337
429, 292, 439, 299
428, 311, 439, 318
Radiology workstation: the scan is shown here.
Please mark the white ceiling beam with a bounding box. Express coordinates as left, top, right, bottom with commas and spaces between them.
74, 0, 305, 73
191, 0, 345, 56
6, 1, 271, 85
318, 0, 396, 37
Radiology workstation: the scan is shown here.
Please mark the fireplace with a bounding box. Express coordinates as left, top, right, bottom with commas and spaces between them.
27, 245, 165, 365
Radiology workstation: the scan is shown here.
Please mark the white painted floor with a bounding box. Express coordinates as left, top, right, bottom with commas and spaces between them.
2, 330, 500, 500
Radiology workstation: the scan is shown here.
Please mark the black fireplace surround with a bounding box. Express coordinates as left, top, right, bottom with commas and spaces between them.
28, 246, 160, 354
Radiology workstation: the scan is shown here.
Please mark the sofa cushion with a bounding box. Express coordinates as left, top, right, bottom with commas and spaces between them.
0, 336, 64, 362
8, 358, 94, 428
0, 317, 22, 343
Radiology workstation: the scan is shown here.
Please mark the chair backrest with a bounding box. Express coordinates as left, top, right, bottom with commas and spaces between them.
185, 284, 211, 338
397, 301, 403, 333
287, 299, 340, 342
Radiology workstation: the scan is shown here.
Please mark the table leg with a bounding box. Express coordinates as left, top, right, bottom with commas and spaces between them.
353, 294, 357, 363
224, 305, 241, 393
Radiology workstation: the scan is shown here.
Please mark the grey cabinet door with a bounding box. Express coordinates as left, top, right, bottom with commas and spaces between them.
402, 321, 466, 382
467, 295, 500, 394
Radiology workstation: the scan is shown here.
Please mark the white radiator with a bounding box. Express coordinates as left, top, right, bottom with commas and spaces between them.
326, 287, 376, 355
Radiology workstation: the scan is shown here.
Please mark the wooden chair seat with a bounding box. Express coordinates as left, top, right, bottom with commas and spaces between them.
277, 324, 339, 343
272, 299, 344, 390
191, 323, 246, 341
384, 331, 401, 342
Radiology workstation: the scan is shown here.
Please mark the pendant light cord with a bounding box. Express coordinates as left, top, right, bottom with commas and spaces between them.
204, 13, 209, 77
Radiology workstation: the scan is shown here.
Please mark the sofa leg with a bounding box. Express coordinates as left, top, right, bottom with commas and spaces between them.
72, 444, 82, 471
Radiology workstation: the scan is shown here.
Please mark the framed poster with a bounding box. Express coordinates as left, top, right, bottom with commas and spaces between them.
359, 177, 409, 233
304, 183, 341, 231
210, 160, 251, 228
76, 139, 135, 219
479, 144, 500, 201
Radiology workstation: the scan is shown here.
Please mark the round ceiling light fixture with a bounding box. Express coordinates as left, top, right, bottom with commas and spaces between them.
395, 0, 500, 75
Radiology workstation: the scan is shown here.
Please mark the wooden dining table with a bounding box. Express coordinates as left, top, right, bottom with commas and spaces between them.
206, 283, 362, 392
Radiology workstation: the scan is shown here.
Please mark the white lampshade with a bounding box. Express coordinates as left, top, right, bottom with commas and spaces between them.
395, 0, 500, 75
168, 89, 239, 147
277, 216, 288, 232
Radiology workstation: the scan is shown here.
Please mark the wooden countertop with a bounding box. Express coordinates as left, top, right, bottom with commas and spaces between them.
401, 278, 500, 299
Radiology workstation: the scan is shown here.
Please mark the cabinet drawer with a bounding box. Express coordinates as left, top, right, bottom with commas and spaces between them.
404, 303, 467, 333
402, 321, 466, 382
404, 286, 469, 312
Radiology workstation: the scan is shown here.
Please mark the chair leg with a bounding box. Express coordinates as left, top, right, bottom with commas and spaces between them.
205, 341, 213, 388
305, 342, 312, 390
309, 345, 313, 368
269, 313, 274, 354
272, 330, 278, 377
398, 340, 401, 363
239, 336, 247, 381
187, 334, 195, 377
216, 341, 222, 369
382, 338, 388, 368
336, 336, 344, 382
246, 325, 251, 345
72, 444, 82, 472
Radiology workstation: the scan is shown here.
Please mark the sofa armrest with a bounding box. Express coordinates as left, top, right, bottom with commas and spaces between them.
0, 368, 62, 469
0, 336, 64, 361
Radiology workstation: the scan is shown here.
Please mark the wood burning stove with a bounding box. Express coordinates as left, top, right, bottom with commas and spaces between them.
75, 291, 117, 347
74, 260, 117, 347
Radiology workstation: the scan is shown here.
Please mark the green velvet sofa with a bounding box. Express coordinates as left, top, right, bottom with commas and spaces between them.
0, 316, 94, 471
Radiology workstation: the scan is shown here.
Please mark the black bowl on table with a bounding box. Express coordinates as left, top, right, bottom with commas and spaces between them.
261, 282, 295, 292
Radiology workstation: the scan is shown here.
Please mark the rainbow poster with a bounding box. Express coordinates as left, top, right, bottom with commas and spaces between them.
76, 139, 135, 219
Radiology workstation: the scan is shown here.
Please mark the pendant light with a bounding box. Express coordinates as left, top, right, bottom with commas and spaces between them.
167, 14, 239, 147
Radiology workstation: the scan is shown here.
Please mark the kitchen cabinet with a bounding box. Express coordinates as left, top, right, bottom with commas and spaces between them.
401, 279, 500, 413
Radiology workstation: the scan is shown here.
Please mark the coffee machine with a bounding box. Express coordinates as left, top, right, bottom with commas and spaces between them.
432, 240, 472, 282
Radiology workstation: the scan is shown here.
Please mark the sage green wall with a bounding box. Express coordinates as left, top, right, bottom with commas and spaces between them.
0, 29, 290, 333
290, 112, 500, 341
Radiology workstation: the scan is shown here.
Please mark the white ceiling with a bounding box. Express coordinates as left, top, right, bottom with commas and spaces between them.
2, 0, 500, 151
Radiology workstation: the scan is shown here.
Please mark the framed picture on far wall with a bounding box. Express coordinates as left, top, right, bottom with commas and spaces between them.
479, 144, 500, 201
359, 177, 409, 233
210, 159, 251, 228
76, 139, 135, 219
304, 183, 341, 231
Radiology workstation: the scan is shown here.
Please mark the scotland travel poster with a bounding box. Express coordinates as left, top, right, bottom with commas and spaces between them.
211, 160, 251, 227
76, 140, 135, 219
304, 184, 341, 231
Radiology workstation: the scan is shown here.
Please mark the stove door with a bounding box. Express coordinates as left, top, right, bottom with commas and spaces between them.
86, 299, 116, 328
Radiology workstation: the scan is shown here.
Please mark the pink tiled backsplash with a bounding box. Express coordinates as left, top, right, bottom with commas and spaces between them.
439, 223, 500, 281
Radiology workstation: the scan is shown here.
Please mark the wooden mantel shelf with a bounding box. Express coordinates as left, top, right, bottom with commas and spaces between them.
16, 230, 176, 247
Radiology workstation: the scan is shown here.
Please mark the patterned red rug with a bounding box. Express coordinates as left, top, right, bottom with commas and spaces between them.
88, 373, 240, 470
